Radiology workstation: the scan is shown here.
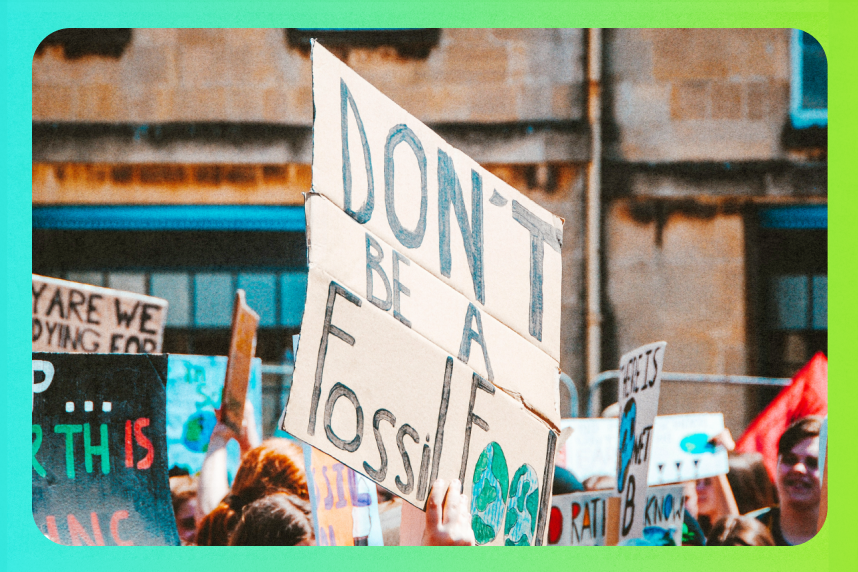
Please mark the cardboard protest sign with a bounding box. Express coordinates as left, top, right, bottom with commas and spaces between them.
281, 269, 557, 545
33, 274, 168, 354
310, 42, 564, 363
548, 490, 616, 546
304, 445, 384, 546
648, 414, 730, 485
560, 414, 730, 486
616, 341, 666, 544
305, 194, 560, 424
32, 353, 179, 546
165, 354, 262, 476
221, 290, 260, 436
643, 484, 685, 546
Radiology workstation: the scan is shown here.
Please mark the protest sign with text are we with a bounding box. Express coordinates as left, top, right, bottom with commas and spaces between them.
33, 275, 168, 354
280, 42, 563, 546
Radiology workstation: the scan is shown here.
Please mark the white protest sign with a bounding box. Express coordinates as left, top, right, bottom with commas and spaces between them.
643, 484, 685, 546
548, 491, 616, 546
616, 341, 666, 543
560, 414, 730, 486
32, 274, 167, 354
310, 42, 563, 362
648, 413, 730, 485
280, 268, 557, 545
305, 194, 560, 423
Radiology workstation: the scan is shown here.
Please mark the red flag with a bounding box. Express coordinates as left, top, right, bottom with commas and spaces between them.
735, 352, 827, 480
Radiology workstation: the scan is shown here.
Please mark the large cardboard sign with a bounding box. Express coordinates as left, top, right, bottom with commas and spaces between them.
548, 491, 616, 546
33, 275, 168, 354
305, 445, 384, 546
280, 41, 562, 546
560, 414, 730, 485
616, 341, 666, 543
281, 270, 557, 545
32, 353, 179, 546
642, 484, 685, 546
165, 354, 263, 476
221, 290, 260, 436
310, 43, 563, 363
305, 194, 560, 423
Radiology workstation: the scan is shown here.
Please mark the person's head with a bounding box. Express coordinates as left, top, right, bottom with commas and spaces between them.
695, 477, 717, 518
169, 475, 199, 545
196, 438, 308, 546
229, 493, 314, 546
775, 417, 822, 511
727, 453, 777, 515
682, 481, 699, 519
706, 515, 776, 546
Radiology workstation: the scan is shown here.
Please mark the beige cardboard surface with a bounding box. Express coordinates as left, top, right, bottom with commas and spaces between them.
548, 490, 616, 546
280, 266, 557, 545
311, 43, 563, 362
306, 193, 560, 426
616, 341, 666, 543
644, 484, 685, 546
32, 274, 167, 354
221, 290, 260, 436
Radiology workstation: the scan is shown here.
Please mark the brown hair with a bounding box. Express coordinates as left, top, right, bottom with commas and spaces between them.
727, 453, 778, 515
706, 515, 775, 546
196, 438, 308, 546
778, 416, 822, 458
229, 493, 314, 546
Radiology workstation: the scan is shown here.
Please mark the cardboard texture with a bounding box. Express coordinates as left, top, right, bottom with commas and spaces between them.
615, 341, 666, 543
548, 490, 616, 546
560, 414, 730, 486
165, 354, 263, 476
310, 42, 563, 362
281, 267, 556, 545
32, 274, 168, 354
221, 290, 260, 436
32, 353, 179, 546
305, 193, 561, 425
304, 445, 384, 546
643, 484, 685, 546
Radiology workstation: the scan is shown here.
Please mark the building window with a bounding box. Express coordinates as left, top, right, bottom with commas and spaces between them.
790, 29, 827, 129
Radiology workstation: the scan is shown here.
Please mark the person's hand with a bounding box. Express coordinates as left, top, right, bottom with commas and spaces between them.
235, 400, 261, 453
709, 428, 736, 452
421, 479, 475, 546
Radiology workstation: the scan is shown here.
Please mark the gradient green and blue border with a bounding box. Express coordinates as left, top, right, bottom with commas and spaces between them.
3, 1, 852, 570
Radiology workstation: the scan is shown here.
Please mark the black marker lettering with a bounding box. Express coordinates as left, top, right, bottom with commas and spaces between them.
621, 475, 636, 537
392, 250, 411, 328
416, 444, 432, 502
114, 301, 140, 329
67, 289, 85, 322
395, 424, 419, 495
429, 357, 454, 487
46, 288, 65, 319
365, 234, 392, 311
459, 373, 494, 482
139, 304, 159, 334
458, 303, 494, 381
86, 293, 102, 325
323, 383, 364, 453
363, 409, 395, 482
32, 282, 48, 314
308, 282, 361, 436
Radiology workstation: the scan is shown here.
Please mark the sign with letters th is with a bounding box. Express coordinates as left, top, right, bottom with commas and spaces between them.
280, 41, 563, 546
32, 353, 179, 546
33, 275, 168, 354
616, 341, 666, 544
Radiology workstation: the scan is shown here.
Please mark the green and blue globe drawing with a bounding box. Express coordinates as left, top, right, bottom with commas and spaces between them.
503, 464, 539, 546
181, 409, 217, 453
470, 442, 509, 545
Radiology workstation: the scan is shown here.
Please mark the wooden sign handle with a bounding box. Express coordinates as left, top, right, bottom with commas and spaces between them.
221, 290, 260, 437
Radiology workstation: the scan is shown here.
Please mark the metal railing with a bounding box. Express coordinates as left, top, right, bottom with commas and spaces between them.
586, 370, 791, 418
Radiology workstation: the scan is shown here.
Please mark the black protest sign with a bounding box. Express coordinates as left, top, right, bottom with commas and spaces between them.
32, 352, 179, 546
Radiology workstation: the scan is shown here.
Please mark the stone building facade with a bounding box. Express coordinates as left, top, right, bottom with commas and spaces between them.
32, 28, 826, 436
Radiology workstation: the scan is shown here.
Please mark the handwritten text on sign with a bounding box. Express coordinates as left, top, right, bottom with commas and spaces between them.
311, 43, 563, 362
616, 341, 666, 543
33, 275, 168, 354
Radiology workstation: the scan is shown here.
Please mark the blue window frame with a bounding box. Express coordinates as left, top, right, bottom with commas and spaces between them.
790, 29, 827, 129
